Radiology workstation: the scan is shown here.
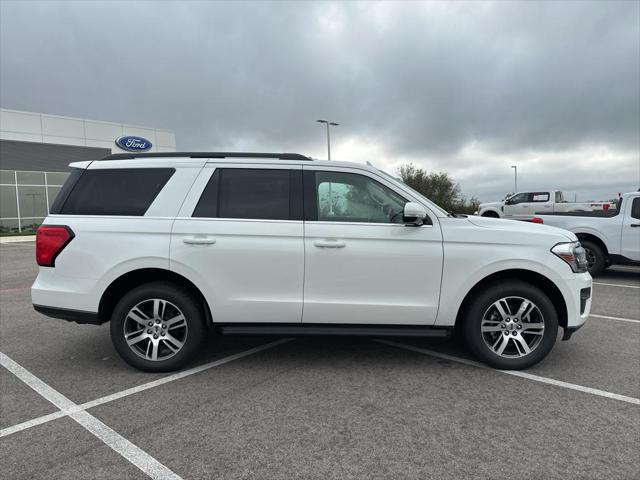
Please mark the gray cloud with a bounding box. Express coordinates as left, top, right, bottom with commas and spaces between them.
1, 0, 638, 202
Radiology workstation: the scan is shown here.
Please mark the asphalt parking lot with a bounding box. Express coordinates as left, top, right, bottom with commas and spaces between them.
1, 242, 638, 480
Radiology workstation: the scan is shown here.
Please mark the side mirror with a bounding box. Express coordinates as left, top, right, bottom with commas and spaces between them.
403, 202, 427, 225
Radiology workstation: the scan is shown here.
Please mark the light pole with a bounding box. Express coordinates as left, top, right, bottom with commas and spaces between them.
316, 119, 339, 160
511, 165, 518, 193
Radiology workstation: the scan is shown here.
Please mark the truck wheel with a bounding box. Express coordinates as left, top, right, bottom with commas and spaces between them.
482, 211, 500, 218
580, 240, 606, 276
110, 282, 206, 372
462, 281, 558, 370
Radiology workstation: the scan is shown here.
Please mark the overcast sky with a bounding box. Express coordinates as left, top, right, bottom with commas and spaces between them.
1, 0, 638, 202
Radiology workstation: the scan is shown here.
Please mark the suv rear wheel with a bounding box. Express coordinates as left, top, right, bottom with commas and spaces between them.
110, 282, 205, 372
462, 281, 558, 369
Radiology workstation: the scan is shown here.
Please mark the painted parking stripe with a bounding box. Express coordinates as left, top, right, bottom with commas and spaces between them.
593, 282, 640, 289
374, 340, 640, 406
590, 314, 640, 324
0, 352, 182, 480
0, 338, 292, 439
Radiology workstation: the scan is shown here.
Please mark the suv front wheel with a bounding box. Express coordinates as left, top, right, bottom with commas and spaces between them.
110, 282, 206, 372
462, 281, 558, 369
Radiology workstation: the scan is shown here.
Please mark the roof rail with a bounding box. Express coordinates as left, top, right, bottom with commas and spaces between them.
101, 152, 312, 161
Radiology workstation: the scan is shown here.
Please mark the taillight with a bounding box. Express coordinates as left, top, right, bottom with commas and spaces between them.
531, 217, 544, 224
603, 204, 609, 210
36, 225, 74, 267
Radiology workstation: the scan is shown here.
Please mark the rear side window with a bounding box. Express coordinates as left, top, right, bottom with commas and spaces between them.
532, 192, 549, 202
631, 198, 640, 220
193, 168, 301, 220
55, 168, 174, 216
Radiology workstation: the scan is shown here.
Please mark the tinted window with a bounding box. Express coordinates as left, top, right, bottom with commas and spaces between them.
193, 168, 294, 220
311, 171, 407, 223
58, 168, 174, 216
631, 198, 640, 220
49, 168, 83, 214
507, 193, 530, 204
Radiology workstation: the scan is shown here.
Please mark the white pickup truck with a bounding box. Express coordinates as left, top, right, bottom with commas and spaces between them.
533, 191, 640, 275
477, 190, 614, 220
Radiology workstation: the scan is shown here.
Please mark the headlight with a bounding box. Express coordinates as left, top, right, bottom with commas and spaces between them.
551, 242, 588, 273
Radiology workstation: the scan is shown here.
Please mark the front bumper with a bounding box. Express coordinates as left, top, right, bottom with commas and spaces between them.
559, 272, 592, 338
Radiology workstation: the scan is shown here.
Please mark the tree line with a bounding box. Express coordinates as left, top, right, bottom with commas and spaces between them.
398, 164, 479, 215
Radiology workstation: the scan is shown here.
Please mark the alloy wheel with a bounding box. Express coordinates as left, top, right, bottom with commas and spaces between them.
123, 298, 188, 361
480, 296, 545, 358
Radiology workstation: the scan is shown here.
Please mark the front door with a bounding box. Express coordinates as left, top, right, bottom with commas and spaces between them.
171, 164, 304, 323
301, 167, 443, 325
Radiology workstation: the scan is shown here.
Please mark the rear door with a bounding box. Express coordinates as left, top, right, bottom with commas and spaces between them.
621, 196, 640, 261
170, 163, 304, 323
301, 166, 443, 325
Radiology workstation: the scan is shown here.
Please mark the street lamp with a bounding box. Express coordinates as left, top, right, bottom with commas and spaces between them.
511, 165, 518, 193
316, 119, 339, 160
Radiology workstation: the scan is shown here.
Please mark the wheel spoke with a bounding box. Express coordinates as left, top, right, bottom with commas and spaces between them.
128, 308, 150, 326
163, 333, 184, 352
515, 300, 534, 320
521, 322, 544, 331
147, 340, 159, 361
166, 314, 186, 330
482, 325, 503, 333
126, 330, 147, 346
513, 335, 531, 356
153, 299, 166, 320
493, 334, 510, 355
493, 300, 511, 320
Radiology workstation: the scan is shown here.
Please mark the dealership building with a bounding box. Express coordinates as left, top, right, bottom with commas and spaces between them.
0, 108, 176, 233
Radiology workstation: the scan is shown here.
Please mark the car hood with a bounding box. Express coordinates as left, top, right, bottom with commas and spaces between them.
478, 201, 503, 209
466, 215, 576, 242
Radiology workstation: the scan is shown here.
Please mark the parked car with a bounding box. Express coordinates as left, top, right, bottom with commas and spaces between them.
477, 190, 614, 220
32, 152, 592, 372
532, 191, 640, 275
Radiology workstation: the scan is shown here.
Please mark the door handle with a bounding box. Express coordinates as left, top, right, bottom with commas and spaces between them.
183, 236, 216, 245
631, 224, 640, 228
314, 239, 346, 248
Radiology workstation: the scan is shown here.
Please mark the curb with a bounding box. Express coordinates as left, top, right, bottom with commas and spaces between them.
0, 235, 36, 244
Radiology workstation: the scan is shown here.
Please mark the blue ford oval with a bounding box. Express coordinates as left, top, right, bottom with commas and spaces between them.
115, 136, 152, 152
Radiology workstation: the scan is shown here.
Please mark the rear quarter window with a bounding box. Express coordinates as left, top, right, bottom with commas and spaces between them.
54, 168, 174, 216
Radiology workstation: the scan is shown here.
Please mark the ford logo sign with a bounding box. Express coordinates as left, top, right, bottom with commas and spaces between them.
115, 136, 152, 152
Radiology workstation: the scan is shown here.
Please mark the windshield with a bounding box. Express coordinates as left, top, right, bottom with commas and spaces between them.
374, 168, 449, 216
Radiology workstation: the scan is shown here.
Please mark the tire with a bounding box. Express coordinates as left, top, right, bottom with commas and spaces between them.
482, 211, 500, 218
580, 240, 606, 276
110, 282, 206, 372
462, 280, 558, 370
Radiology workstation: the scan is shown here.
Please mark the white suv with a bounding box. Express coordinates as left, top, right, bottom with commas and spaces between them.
32, 152, 592, 372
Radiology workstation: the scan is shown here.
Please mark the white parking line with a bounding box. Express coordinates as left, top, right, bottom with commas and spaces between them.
593, 282, 640, 289
374, 340, 640, 406
0, 352, 182, 480
0, 338, 292, 439
590, 314, 640, 324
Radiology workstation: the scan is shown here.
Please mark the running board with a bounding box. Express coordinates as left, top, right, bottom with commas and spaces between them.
215, 324, 452, 338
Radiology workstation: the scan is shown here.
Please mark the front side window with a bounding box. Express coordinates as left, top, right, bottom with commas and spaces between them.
555, 191, 565, 203
312, 171, 407, 223
193, 168, 298, 220
508, 193, 531, 204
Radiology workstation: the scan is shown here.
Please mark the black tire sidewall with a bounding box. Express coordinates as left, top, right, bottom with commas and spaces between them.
581, 240, 605, 276
463, 281, 559, 370
110, 282, 205, 372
